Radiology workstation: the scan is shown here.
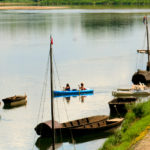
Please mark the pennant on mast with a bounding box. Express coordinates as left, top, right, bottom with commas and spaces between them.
51, 36, 53, 45
143, 16, 147, 24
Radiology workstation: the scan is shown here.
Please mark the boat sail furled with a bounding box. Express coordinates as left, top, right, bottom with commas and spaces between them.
132, 16, 150, 85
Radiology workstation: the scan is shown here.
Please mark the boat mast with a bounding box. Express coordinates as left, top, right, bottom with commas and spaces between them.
50, 36, 55, 150
146, 16, 150, 71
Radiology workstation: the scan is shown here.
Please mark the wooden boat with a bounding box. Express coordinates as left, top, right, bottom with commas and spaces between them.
2, 95, 27, 108
54, 89, 94, 97
132, 16, 150, 85
109, 97, 137, 115
35, 115, 124, 137
34, 37, 124, 150
112, 89, 150, 97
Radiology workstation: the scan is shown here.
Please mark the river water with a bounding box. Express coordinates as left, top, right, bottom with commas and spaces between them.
0, 9, 149, 150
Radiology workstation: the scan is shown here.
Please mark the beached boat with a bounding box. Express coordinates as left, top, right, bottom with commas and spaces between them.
54, 89, 94, 97
2, 95, 27, 108
109, 97, 137, 115
132, 16, 150, 85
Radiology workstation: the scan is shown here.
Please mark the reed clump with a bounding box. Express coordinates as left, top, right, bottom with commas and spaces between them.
99, 100, 150, 150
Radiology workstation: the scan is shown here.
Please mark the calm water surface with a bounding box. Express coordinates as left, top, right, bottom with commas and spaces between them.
0, 9, 149, 150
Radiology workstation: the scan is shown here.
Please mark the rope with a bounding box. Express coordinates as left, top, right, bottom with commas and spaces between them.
53, 76, 65, 150
32, 54, 50, 150
52, 52, 76, 149
62, 98, 77, 150
55, 97, 65, 150
53, 53, 62, 90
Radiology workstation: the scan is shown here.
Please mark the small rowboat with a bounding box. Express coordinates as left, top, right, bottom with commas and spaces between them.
35, 115, 124, 137
2, 95, 27, 108
109, 97, 137, 115
54, 89, 94, 97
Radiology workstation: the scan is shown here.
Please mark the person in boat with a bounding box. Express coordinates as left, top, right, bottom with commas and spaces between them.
64, 83, 70, 91
79, 83, 86, 90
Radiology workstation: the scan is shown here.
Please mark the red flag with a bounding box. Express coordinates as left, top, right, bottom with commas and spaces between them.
143, 16, 147, 24
51, 37, 53, 45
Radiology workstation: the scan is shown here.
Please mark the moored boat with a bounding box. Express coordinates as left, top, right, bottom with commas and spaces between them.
132, 16, 150, 85
109, 97, 137, 115
35, 115, 124, 137
2, 95, 27, 108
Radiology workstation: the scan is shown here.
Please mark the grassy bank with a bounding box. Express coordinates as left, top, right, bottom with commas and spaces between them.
99, 100, 150, 150
1, 0, 150, 6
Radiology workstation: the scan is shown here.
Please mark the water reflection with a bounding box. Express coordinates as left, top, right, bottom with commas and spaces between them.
35, 131, 113, 150
57, 93, 94, 104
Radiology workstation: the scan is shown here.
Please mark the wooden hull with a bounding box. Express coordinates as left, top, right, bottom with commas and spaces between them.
112, 90, 150, 97
3, 99, 27, 109
35, 115, 124, 137
2, 95, 27, 108
109, 97, 137, 115
132, 70, 150, 85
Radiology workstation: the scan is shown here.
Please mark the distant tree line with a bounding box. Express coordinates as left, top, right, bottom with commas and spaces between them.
1, 0, 150, 5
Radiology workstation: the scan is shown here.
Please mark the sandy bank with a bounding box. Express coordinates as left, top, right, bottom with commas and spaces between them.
0, 6, 69, 10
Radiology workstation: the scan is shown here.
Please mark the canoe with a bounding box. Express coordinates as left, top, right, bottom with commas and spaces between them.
35, 115, 124, 137
54, 89, 94, 97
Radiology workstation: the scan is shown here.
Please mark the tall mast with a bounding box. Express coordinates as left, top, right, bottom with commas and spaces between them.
50, 36, 55, 150
146, 16, 150, 71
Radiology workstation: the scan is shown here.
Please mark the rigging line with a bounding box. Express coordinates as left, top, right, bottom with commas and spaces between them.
53, 53, 62, 90
31, 55, 50, 150
39, 55, 50, 122
53, 77, 64, 150
62, 98, 77, 150
41, 62, 49, 122
136, 52, 139, 71
55, 98, 65, 150
142, 27, 147, 49
53, 75, 65, 150
141, 53, 144, 69
54, 77, 64, 150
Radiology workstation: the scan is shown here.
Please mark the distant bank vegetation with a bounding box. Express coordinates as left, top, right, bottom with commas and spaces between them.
1, 0, 150, 5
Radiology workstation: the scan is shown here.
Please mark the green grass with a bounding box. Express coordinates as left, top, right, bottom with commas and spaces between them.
99, 100, 150, 150
1, 0, 150, 5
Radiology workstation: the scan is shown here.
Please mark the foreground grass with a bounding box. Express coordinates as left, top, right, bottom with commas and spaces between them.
99, 100, 150, 150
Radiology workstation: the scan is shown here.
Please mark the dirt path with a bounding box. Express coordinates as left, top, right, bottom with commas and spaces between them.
131, 130, 150, 150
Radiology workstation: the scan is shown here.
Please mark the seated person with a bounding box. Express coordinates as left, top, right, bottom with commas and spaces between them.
79, 83, 86, 90
64, 83, 70, 91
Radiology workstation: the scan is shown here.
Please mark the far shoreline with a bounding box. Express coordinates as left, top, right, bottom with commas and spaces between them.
0, 6, 69, 10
